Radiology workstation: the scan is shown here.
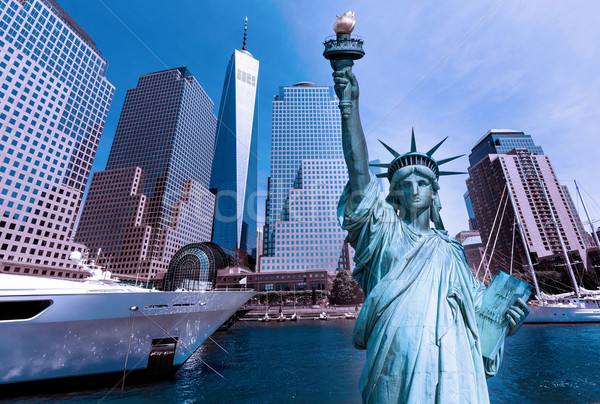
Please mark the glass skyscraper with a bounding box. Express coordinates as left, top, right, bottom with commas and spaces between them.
210, 46, 259, 258
0, 0, 114, 278
75, 67, 217, 281
260, 83, 351, 274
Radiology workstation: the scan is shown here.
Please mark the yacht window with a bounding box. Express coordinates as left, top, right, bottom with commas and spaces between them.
0, 300, 53, 320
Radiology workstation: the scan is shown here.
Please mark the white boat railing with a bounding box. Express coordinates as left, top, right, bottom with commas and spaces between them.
213, 287, 255, 292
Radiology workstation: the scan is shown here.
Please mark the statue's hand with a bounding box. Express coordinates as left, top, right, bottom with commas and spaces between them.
506, 297, 529, 336
331, 59, 359, 102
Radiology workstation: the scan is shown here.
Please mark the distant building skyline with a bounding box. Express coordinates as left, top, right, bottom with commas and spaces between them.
75, 67, 217, 281
466, 129, 591, 276
260, 83, 351, 275
0, 0, 114, 278
210, 44, 259, 258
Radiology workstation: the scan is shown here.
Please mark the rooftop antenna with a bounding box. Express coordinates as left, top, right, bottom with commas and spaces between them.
242, 17, 248, 50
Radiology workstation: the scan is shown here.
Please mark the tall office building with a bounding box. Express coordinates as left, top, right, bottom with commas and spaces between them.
466, 130, 591, 275
210, 26, 259, 258
260, 83, 351, 274
0, 0, 114, 278
75, 67, 217, 281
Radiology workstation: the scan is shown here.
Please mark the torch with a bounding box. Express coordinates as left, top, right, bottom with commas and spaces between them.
323, 11, 365, 116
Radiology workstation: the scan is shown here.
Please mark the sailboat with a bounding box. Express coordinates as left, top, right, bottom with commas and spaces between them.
344, 312, 357, 319
521, 180, 600, 323
276, 291, 286, 321
291, 284, 299, 321
319, 312, 330, 321
259, 291, 271, 322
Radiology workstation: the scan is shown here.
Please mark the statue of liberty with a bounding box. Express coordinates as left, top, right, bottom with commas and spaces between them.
327, 14, 529, 404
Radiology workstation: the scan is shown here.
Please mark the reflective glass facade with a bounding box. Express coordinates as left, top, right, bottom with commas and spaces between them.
0, 0, 114, 278
210, 49, 259, 257
260, 83, 351, 274
75, 67, 217, 280
106, 67, 216, 229
469, 129, 544, 166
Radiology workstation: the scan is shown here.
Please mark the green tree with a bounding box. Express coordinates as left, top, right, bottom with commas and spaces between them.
329, 268, 364, 305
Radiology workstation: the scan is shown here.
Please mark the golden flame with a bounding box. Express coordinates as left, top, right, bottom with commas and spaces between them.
333, 11, 355, 34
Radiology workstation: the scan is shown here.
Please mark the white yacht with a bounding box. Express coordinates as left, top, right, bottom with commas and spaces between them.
0, 252, 255, 392
526, 290, 600, 323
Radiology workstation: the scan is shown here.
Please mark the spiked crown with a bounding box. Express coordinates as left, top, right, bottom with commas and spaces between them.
370, 129, 465, 182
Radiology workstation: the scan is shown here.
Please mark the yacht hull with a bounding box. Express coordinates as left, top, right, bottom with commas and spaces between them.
0, 289, 254, 388
526, 304, 600, 323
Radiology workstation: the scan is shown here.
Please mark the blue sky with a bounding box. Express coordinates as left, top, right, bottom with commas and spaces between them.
59, 0, 600, 236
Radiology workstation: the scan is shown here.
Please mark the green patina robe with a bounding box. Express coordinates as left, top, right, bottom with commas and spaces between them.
338, 174, 501, 404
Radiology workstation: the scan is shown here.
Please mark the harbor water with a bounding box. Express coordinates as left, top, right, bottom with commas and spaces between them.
5, 321, 600, 403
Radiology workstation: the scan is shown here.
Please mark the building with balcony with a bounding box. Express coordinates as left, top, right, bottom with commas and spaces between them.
465, 130, 591, 276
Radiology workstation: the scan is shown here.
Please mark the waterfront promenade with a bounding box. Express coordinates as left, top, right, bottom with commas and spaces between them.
240, 304, 362, 321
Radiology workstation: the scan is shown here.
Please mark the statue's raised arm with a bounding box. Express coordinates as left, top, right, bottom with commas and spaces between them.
331, 60, 370, 197
323, 11, 369, 203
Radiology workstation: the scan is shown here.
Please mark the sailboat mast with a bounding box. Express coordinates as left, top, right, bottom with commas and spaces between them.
575, 180, 600, 250
507, 186, 542, 300
534, 170, 580, 297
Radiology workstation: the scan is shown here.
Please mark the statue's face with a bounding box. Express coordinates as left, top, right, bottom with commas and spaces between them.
395, 173, 434, 212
